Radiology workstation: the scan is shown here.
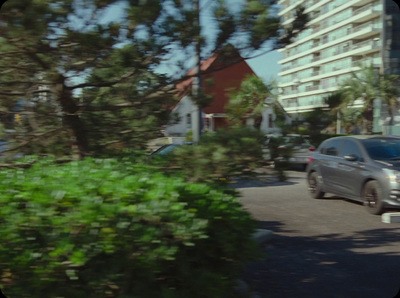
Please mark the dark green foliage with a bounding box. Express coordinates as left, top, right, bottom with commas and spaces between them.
302, 108, 334, 137
0, 157, 257, 297
324, 91, 344, 110
168, 127, 265, 183
337, 64, 400, 134
226, 75, 272, 129
277, 6, 309, 48
0, 1, 307, 158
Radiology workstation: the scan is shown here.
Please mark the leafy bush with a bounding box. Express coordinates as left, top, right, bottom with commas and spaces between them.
168, 127, 265, 183
0, 157, 257, 298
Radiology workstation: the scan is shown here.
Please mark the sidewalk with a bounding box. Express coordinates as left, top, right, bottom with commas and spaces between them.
232, 167, 277, 298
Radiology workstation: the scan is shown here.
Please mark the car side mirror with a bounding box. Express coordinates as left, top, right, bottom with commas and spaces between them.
344, 154, 358, 162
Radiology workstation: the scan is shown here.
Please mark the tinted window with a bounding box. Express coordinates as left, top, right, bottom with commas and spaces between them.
362, 138, 400, 160
152, 144, 180, 156
320, 139, 342, 156
341, 140, 363, 161
283, 135, 307, 146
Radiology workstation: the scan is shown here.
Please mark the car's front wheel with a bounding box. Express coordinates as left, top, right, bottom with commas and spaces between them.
363, 180, 385, 215
308, 172, 325, 199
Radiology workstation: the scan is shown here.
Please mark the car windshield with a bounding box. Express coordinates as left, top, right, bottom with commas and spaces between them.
282, 135, 311, 147
152, 144, 180, 156
362, 138, 400, 160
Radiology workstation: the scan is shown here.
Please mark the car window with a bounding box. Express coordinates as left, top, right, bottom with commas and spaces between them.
283, 136, 308, 145
340, 140, 363, 161
320, 139, 341, 156
362, 138, 400, 160
152, 144, 179, 156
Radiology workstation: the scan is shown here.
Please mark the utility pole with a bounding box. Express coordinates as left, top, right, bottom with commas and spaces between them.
192, 0, 201, 143
336, 110, 341, 134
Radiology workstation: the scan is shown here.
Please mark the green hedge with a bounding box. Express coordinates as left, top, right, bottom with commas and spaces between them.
0, 157, 257, 298
168, 127, 265, 183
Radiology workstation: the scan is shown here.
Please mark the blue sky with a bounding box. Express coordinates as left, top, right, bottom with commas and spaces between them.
198, 0, 282, 82
247, 50, 282, 83
101, 0, 282, 82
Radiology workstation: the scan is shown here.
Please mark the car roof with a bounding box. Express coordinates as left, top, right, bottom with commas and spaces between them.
326, 135, 400, 141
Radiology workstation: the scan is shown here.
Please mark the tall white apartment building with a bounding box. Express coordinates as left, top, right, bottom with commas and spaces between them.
277, 0, 400, 118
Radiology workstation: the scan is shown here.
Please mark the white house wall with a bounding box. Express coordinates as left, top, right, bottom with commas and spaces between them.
260, 107, 285, 134
165, 95, 197, 137
166, 96, 290, 136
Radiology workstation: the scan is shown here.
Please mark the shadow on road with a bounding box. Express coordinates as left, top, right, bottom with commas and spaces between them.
229, 172, 305, 188
242, 221, 400, 298
229, 179, 297, 189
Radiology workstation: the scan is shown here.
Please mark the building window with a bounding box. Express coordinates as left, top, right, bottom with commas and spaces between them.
268, 114, 274, 128
186, 113, 191, 128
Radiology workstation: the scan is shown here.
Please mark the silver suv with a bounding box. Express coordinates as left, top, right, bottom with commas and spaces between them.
307, 135, 400, 215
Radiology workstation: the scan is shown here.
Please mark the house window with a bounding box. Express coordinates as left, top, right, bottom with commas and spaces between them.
186, 113, 191, 128
268, 114, 274, 128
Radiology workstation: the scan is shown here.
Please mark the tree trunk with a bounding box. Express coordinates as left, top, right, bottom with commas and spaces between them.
56, 79, 89, 158
364, 104, 374, 135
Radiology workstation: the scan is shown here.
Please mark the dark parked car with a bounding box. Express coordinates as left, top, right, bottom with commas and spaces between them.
307, 135, 400, 215
150, 142, 192, 157
263, 134, 315, 170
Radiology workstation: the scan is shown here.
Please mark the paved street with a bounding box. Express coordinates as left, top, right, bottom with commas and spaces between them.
237, 170, 400, 298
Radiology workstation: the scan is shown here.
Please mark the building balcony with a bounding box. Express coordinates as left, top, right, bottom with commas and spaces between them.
279, 0, 306, 17
279, 65, 360, 88
307, 1, 381, 27
305, 85, 320, 92
283, 103, 328, 113
281, 98, 327, 111
280, 25, 381, 68
351, 22, 382, 39
280, 40, 380, 76
282, 2, 381, 51
352, 39, 381, 55
279, 58, 380, 89
279, 86, 339, 101
303, 0, 321, 10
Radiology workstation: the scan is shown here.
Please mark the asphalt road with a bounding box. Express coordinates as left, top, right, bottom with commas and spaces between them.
236, 170, 400, 298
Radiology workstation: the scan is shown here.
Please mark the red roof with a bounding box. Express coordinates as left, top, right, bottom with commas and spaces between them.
175, 47, 256, 114
176, 54, 218, 95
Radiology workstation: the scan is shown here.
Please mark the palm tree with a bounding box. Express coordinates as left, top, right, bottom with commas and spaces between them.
226, 75, 273, 130
323, 91, 345, 133
338, 65, 400, 134
379, 74, 400, 131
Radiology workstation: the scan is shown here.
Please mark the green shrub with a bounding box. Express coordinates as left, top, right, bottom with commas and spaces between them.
168, 127, 265, 183
0, 157, 257, 298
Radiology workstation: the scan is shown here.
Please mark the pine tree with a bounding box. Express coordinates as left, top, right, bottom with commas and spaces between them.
0, 0, 307, 157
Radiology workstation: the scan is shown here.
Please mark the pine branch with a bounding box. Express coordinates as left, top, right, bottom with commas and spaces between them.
67, 71, 136, 90
0, 163, 35, 169
0, 91, 25, 96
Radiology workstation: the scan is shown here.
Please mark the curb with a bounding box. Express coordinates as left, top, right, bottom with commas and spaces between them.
235, 229, 273, 297
252, 229, 273, 244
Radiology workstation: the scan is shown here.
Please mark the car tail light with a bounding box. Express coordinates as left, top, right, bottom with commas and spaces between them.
309, 147, 316, 152
308, 155, 314, 164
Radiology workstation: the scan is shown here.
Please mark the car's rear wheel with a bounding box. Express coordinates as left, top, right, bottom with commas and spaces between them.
363, 180, 385, 215
308, 172, 325, 199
